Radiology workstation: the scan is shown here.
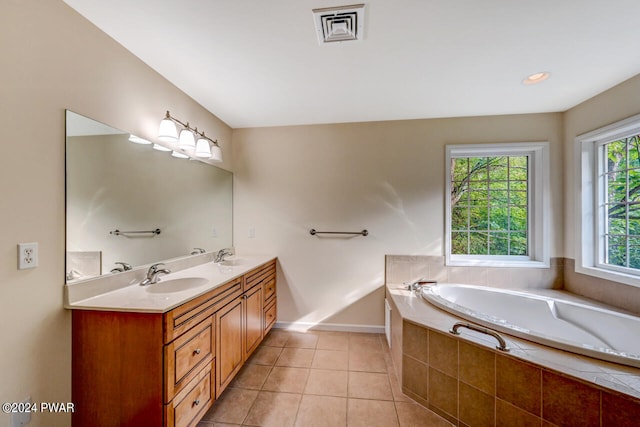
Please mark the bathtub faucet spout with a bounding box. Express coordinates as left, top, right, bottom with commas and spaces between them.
404, 278, 438, 292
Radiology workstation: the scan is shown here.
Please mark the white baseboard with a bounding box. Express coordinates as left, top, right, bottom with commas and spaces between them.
273, 321, 384, 334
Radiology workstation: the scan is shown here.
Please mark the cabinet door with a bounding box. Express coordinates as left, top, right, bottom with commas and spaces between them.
244, 285, 263, 359
215, 298, 243, 397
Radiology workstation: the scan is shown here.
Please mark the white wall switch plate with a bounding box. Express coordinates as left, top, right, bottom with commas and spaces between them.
18, 242, 38, 269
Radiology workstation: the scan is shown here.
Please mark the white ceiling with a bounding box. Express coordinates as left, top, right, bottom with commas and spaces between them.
63, 0, 640, 129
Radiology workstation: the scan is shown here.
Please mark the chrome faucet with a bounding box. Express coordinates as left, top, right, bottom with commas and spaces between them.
191, 248, 206, 255
215, 248, 234, 263
110, 261, 133, 273
404, 278, 437, 292
140, 263, 171, 286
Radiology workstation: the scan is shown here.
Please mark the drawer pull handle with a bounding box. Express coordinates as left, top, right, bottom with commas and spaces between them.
193, 399, 200, 406
193, 348, 201, 355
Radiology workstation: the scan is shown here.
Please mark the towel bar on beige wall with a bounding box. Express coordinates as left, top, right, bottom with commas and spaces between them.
309, 229, 368, 236
109, 228, 161, 236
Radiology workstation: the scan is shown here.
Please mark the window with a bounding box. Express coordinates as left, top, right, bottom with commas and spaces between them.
599, 135, 640, 270
445, 143, 549, 267
577, 114, 640, 286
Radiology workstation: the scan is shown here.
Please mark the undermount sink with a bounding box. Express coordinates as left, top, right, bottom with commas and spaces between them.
145, 277, 208, 294
219, 257, 247, 266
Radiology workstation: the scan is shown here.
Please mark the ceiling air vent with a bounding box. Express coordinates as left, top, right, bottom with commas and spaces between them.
313, 4, 365, 45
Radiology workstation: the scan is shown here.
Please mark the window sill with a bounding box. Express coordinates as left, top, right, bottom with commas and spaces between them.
446, 258, 550, 269
575, 264, 640, 289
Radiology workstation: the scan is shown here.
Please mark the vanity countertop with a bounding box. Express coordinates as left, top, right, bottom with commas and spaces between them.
64, 255, 276, 313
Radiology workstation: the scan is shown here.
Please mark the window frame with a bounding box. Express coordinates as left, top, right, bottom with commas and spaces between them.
576, 113, 640, 287
445, 142, 550, 268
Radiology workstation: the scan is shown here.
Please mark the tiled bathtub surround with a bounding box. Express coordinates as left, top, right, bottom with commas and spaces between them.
386, 286, 640, 426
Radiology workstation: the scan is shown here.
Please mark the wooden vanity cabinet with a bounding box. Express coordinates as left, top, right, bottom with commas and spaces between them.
71, 259, 276, 427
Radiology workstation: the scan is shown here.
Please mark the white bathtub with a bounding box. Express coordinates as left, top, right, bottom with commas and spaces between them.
421, 284, 640, 368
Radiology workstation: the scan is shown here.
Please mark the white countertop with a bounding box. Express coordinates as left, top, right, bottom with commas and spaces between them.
65, 255, 275, 313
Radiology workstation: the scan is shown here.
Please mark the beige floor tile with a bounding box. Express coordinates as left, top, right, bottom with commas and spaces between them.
276, 347, 315, 368
294, 395, 347, 427
203, 387, 258, 424
197, 421, 241, 427
243, 391, 301, 427
262, 366, 310, 393
312, 349, 349, 370
263, 330, 290, 347
348, 350, 388, 373
305, 369, 348, 397
285, 332, 319, 349
317, 333, 350, 351
248, 345, 282, 366
349, 333, 384, 353
230, 363, 271, 390
347, 399, 399, 427
348, 371, 393, 400
197, 422, 241, 427
394, 402, 454, 427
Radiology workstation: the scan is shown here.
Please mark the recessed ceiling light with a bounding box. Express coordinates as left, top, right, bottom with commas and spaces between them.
523, 72, 550, 85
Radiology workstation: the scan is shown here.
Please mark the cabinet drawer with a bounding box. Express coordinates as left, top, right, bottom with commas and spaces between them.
165, 365, 213, 427
165, 317, 214, 403
246, 260, 276, 292
263, 277, 276, 303
264, 299, 277, 333
164, 278, 242, 343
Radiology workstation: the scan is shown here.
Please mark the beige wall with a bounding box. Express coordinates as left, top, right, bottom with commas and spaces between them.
232, 113, 564, 329
563, 74, 640, 258
562, 74, 640, 306
0, 1, 231, 426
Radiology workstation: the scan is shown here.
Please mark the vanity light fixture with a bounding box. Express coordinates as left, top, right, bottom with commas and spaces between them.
128, 134, 151, 145
195, 134, 212, 158
152, 143, 171, 152
171, 150, 189, 159
178, 127, 196, 150
158, 110, 223, 162
158, 111, 179, 142
210, 144, 223, 162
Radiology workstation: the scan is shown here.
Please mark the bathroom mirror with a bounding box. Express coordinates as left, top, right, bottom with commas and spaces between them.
65, 110, 233, 282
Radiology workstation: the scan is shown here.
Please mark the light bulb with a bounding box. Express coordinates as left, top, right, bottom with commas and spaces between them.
158, 112, 178, 142
195, 138, 212, 158
128, 134, 151, 144
178, 128, 196, 150
152, 143, 171, 152
171, 150, 189, 159
210, 144, 223, 162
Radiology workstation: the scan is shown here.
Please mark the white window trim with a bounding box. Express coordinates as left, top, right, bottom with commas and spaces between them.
576, 113, 640, 288
445, 142, 550, 268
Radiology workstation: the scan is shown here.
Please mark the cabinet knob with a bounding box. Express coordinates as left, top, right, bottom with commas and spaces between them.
193, 348, 201, 355
193, 399, 200, 406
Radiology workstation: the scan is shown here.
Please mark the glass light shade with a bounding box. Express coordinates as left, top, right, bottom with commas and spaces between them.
178, 128, 196, 150
158, 118, 178, 142
171, 150, 189, 159
128, 134, 151, 144
152, 143, 171, 152
195, 138, 212, 158
210, 144, 223, 162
